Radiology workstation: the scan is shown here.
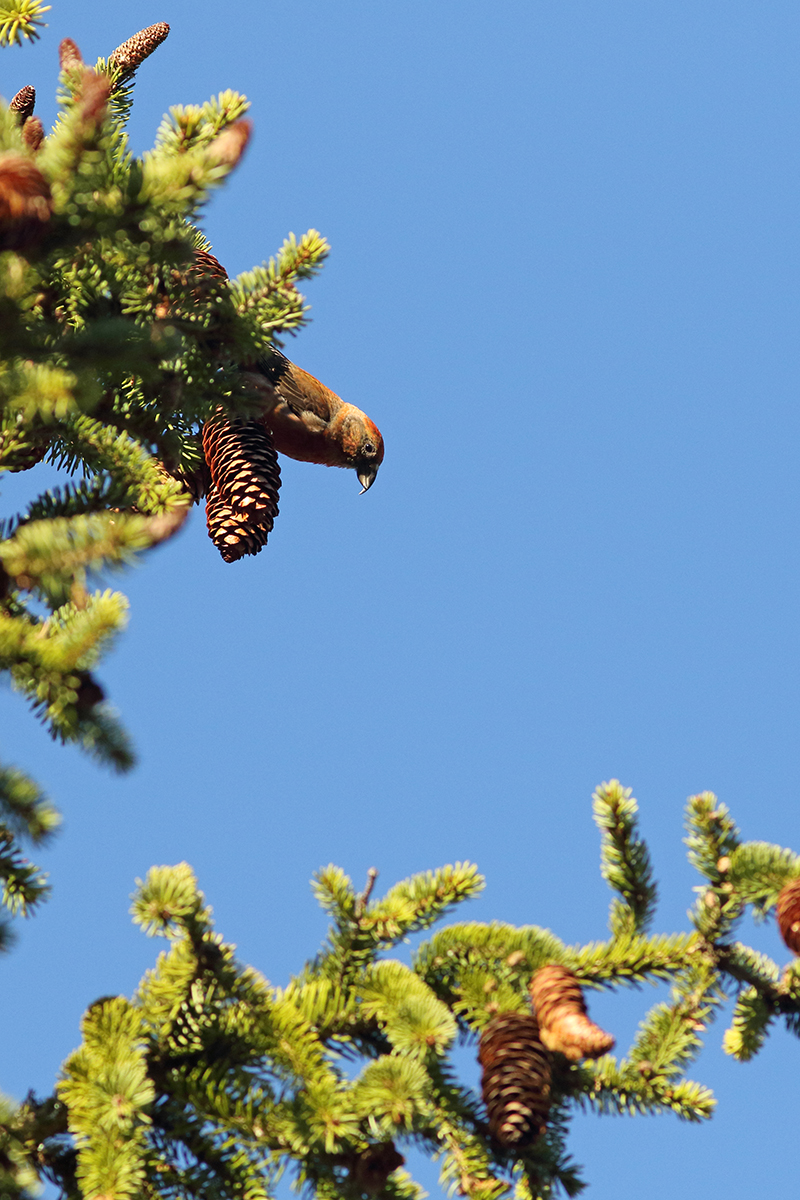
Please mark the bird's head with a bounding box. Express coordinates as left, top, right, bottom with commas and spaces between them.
335, 407, 385, 493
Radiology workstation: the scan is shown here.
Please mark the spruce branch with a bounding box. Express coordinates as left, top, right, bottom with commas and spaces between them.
0, 823, 50, 920
355, 866, 379, 916
577, 1056, 715, 1122
58, 997, 154, 1200
0, 762, 59, 843
593, 779, 657, 936
131, 862, 209, 939
685, 793, 743, 941
356, 960, 458, 1060
46, 780, 800, 1200
0, 1090, 70, 1199
0, 762, 58, 932
727, 841, 800, 917
624, 963, 722, 1080
722, 986, 775, 1061
715, 940, 780, 992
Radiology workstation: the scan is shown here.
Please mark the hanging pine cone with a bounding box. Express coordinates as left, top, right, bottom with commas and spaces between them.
529, 965, 615, 1062
348, 1143, 405, 1195
776, 878, 800, 954
478, 1012, 551, 1148
191, 248, 229, 284
202, 415, 281, 562
74, 672, 105, 717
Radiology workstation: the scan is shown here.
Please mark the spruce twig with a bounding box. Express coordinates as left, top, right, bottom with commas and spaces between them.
355, 867, 379, 916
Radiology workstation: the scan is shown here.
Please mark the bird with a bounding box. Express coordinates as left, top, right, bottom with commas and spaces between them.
192, 247, 385, 492
188, 248, 384, 561
256, 347, 384, 493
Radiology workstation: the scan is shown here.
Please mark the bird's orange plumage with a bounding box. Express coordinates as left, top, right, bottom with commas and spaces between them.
192, 249, 384, 491
257, 353, 384, 490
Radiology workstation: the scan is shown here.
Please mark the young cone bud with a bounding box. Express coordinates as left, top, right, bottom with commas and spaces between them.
0, 153, 52, 251
478, 1012, 551, 1148
529, 965, 615, 1061
208, 120, 251, 169
59, 38, 83, 71
22, 116, 45, 153
9, 85, 36, 124
76, 70, 112, 129
202, 416, 281, 562
776, 878, 800, 954
108, 22, 170, 81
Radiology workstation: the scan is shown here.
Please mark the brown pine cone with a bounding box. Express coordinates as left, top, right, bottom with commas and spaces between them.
776, 878, 800, 954
529, 965, 615, 1062
74, 672, 105, 716
202, 416, 281, 562
9, 85, 36, 124
349, 1144, 405, 1195
0, 153, 52, 252
478, 1012, 551, 1148
108, 23, 170, 82
191, 248, 229, 284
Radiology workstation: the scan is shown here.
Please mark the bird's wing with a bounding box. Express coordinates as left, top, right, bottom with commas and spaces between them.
256, 349, 335, 426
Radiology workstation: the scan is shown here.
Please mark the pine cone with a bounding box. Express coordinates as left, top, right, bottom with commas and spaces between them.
202, 416, 281, 562
192, 248, 229, 284
58, 38, 84, 71
9, 85, 36, 124
22, 117, 45, 153
349, 1144, 405, 1195
75, 69, 111, 129
108, 23, 170, 82
0, 154, 52, 252
74, 672, 105, 717
776, 878, 800, 954
529, 965, 615, 1061
478, 1012, 551, 1148
208, 120, 252, 169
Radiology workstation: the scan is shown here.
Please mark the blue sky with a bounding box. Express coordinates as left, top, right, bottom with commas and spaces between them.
3, 2, 800, 1196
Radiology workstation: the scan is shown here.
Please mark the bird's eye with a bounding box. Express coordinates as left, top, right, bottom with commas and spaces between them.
363, 441, 376, 456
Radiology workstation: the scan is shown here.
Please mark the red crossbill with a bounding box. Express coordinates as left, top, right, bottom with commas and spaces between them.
256, 348, 384, 493
192, 249, 384, 492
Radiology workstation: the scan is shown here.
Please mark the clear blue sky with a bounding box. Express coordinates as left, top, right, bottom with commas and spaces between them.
3, 2, 800, 1196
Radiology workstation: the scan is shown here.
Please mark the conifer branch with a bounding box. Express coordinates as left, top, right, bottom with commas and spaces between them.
593, 780, 657, 936
6, 17, 800, 1200
24, 780, 800, 1200
685, 793, 744, 941
722, 986, 776, 1061
0, 757, 57, 932
727, 841, 800, 916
